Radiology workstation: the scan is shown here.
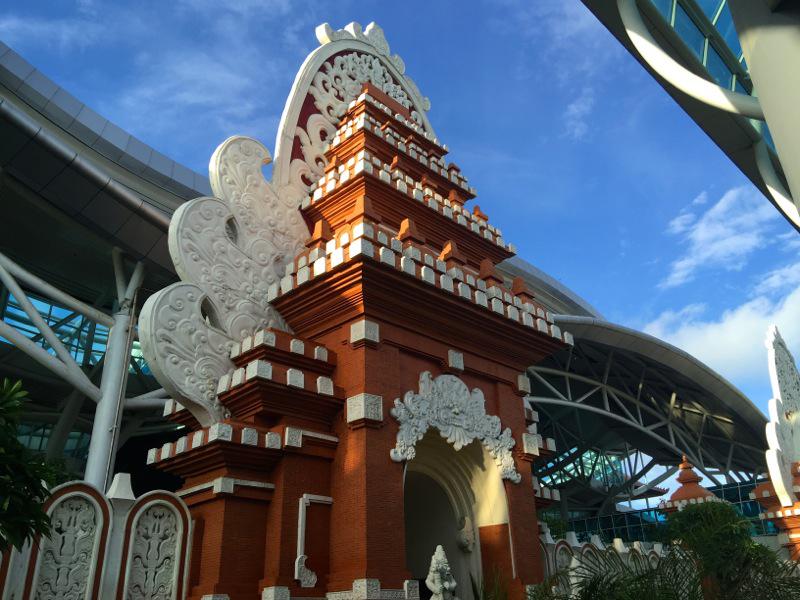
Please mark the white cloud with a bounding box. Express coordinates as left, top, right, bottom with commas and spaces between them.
660, 186, 779, 288
0, 15, 102, 50
644, 270, 800, 397
756, 262, 800, 296
563, 86, 595, 140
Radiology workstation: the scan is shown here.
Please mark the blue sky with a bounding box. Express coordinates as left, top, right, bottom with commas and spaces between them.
2, 0, 798, 419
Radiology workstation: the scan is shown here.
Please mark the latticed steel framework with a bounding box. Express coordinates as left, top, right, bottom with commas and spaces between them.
530, 327, 766, 513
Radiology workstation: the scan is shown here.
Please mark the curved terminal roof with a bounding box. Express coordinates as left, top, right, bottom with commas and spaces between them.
0, 41, 201, 302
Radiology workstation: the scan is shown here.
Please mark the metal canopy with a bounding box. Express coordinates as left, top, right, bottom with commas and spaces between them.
532, 315, 766, 496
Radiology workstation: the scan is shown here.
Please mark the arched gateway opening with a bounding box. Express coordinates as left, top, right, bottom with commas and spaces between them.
403, 431, 511, 596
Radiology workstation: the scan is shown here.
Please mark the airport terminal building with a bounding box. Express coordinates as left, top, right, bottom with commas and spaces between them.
1, 2, 798, 598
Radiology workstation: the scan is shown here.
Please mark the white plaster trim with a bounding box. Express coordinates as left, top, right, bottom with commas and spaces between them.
294, 494, 333, 587
285, 427, 340, 448
177, 477, 275, 498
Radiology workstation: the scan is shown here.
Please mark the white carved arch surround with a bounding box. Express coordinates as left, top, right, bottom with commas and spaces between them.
139, 21, 434, 426
390, 372, 522, 483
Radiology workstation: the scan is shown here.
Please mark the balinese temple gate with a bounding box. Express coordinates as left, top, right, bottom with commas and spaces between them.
111, 22, 569, 600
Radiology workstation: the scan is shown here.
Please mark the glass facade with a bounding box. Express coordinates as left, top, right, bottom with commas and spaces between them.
646, 0, 776, 148
543, 478, 778, 544
0, 288, 151, 375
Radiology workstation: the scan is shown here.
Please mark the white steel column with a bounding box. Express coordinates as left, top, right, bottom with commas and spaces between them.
728, 0, 800, 213
84, 250, 144, 490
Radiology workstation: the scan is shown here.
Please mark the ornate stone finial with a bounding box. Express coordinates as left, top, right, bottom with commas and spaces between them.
662, 456, 716, 512
765, 325, 800, 507
425, 545, 459, 600
313, 21, 431, 113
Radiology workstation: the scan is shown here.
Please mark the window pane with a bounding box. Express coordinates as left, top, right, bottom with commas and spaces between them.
650, 0, 673, 20
706, 44, 732, 87
714, 4, 742, 58
675, 4, 706, 61
696, 0, 722, 19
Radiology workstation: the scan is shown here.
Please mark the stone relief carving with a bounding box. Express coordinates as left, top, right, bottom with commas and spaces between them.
390, 372, 521, 483
425, 545, 458, 600
456, 516, 474, 553
33, 496, 99, 600
125, 503, 180, 600
765, 325, 800, 506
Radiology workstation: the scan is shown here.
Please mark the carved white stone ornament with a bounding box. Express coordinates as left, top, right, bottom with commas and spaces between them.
124, 502, 182, 600
390, 372, 521, 483
425, 545, 458, 600
140, 21, 432, 426
764, 325, 800, 506
32, 495, 102, 599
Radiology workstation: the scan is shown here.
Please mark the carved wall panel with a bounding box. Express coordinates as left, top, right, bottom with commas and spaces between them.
123, 501, 184, 600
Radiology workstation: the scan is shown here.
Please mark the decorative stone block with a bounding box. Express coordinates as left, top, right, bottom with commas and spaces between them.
420, 266, 435, 284
287, 368, 305, 388
314, 346, 328, 361
290, 339, 305, 354
401, 256, 416, 275
517, 373, 531, 394
447, 350, 464, 371
313, 256, 327, 277
245, 360, 272, 381
146, 448, 157, 464
352, 579, 381, 600
241, 427, 258, 446
439, 274, 454, 292
265, 431, 281, 449
284, 427, 303, 448
349, 238, 374, 259
216, 373, 231, 394
241, 336, 253, 352
254, 329, 276, 347
296, 266, 310, 285
175, 436, 187, 454
474, 290, 488, 307
330, 247, 345, 268
231, 367, 245, 388
550, 325, 562, 340
280, 275, 293, 294
209, 423, 233, 442
350, 319, 380, 344
317, 376, 334, 396
458, 283, 472, 300
261, 586, 290, 600
351, 222, 374, 240
192, 430, 204, 448
536, 319, 548, 333
346, 393, 384, 422
522, 433, 540, 456
379, 246, 396, 266
564, 331, 574, 345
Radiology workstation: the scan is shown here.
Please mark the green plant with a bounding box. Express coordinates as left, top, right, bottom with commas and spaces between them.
526, 502, 800, 600
470, 569, 509, 600
0, 379, 56, 552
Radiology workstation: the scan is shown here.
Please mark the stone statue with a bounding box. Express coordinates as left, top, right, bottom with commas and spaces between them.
425, 545, 459, 600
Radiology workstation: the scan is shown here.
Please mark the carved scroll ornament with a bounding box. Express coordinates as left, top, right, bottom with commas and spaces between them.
390, 372, 521, 483
765, 325, 800, 506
